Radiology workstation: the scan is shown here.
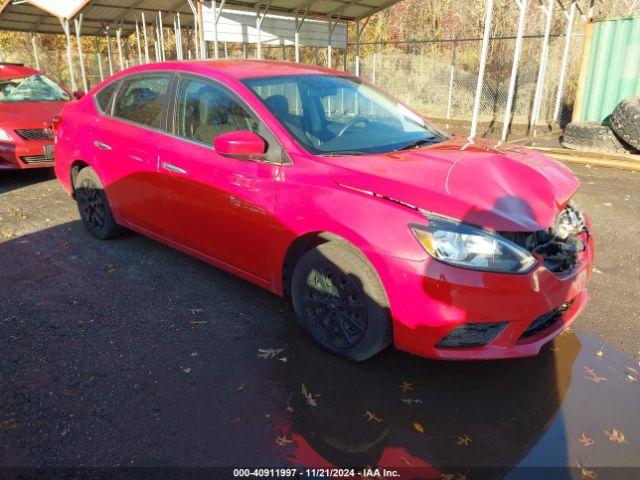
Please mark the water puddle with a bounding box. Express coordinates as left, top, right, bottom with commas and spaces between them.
253, 332, 639, 478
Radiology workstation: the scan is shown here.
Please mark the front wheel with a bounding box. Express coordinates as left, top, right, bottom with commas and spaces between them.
291, 240, 392, 362
74, 167, 123, 240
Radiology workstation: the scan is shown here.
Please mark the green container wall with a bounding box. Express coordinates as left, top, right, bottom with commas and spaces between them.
579, 17, 640, 122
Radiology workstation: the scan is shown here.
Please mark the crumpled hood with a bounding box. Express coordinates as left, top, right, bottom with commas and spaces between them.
322, 137, 580, 231
0, 101, 66, 128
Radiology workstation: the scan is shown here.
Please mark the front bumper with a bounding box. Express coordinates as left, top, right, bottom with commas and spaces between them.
383, 229, 594, 360
0, 139, 55, 170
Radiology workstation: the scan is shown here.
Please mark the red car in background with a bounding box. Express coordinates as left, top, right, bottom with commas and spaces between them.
0, 63, 73, 170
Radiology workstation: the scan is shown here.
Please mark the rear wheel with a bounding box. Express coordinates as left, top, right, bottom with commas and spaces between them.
74, 167, 123, 239
291, 240, 392, 362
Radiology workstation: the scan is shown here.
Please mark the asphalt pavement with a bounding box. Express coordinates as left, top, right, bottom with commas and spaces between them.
1, 164, 639, 477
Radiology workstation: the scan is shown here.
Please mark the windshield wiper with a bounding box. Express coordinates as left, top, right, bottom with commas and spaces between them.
396, 138, 438, 151
318, 150, 368, 157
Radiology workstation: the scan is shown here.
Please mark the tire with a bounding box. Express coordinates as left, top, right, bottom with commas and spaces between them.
611, 96, 640, 151
74, 167, 123, 240
561, 121, 629, 154
291, 240, 392, 362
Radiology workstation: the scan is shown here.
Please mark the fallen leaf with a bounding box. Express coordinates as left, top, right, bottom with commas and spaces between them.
626, 366, 640, 376
579, 433, 594, 447
457, 434, 472, 447
580, 467, 597, 479
413, 421, 425, 433
286, 405, 294, 413
364, 409, 383, 423
595, 350, 604, 358
584, 367, 607, 383
233, 416, 241, 423
62, 388, 74, 396
626, 374, 637, 383
301, 384, 317, 407
398, 381, 413, 394
401, 398, 423, 405
182, 367, 191, 374
107, 264, 116, 273
275, 435, 295, 447
190, 320, 208, 325
550, 347, 560, 352
279, 357, 288, 362
236, 383, 244, 391
190, 352, 198, 357
0, 422, 17, 430
189, 308, 205, 315
400, 457, 413, 466
603, 428, 627, 444
258, 348, 285, 359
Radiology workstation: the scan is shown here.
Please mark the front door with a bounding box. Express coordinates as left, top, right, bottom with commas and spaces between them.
157, 75, 280, 280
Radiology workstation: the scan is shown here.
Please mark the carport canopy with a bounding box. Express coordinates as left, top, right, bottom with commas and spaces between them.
0, 0, 399, 35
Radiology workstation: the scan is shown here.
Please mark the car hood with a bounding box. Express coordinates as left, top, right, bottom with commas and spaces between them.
321, 137, 579, 231
0, 101, 66, 127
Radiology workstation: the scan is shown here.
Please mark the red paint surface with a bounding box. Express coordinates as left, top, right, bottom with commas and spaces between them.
54, 60, 593, 360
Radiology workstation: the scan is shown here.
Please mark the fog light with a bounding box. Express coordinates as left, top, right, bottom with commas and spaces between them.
436, 322, 507, 348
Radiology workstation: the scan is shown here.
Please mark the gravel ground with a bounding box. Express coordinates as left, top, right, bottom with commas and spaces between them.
1, 164, 639, 475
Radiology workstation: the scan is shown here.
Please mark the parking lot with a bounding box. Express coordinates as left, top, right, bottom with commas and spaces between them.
1, 163, 639, 476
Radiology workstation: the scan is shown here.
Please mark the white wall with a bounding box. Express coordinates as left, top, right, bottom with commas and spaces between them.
202, 7, 347, 48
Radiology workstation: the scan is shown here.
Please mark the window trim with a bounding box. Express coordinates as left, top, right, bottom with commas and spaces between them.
167, 72, 291, 166
108, 71, 176, 134
92, 79, 121, 115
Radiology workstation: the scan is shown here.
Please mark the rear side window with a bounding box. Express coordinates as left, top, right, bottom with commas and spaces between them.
173, 77, 254, 145
94, 81, 118, 113
113, 75, 171, 129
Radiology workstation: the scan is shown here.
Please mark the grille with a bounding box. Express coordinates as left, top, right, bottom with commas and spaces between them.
21, 154, 54, 164
520, 301, 573, 340
436, 322, 508, 348
15, 128, 55, 141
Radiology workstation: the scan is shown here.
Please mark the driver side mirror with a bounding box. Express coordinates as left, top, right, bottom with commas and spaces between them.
214, 130, 267, 160
72, 90, 85, 100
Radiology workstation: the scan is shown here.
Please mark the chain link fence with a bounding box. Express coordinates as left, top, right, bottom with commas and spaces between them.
2, 28, 582, 140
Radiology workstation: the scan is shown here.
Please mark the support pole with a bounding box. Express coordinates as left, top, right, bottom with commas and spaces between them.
74, 14, 88, 92
105, 28, 114, 75
469, 0, 493, 139
224, 42, 228, 58
176, 12, 183, 59
158, 11, 165, 61
187, 0, 200, 59
446, 38, 458, 122
60, 18, 77, 91
135, 18, 143, 64
95, 37, 104, 81
500, 0, 528, 142
141, 12, 150, 63
116, 23, 124, 70
327, 20, 333, 69
553, 0, 577, 123
212, 0, 227, 59
256, 0, 273, 60
355, 16, 372, 76
197, 0, 206, 59
529, 0, 554, 137
30, 33, 40, 70
294, 8, 308, 64
154, 15, 161, 62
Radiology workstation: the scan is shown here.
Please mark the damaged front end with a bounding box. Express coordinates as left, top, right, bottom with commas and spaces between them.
501, 202, 589, 276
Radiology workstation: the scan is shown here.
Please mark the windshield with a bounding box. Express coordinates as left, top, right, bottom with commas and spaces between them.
242, 75, 448, 156
0, 74, 70, 103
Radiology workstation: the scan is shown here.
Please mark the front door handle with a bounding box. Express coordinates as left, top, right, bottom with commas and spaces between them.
162, 162, 187, 174
94, 140, 112, 150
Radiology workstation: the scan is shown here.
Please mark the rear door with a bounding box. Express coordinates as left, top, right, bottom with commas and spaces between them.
90, 73, 173, 233
157, 74, 283, 280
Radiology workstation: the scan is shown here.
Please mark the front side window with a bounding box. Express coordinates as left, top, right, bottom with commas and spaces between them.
243, 75, 448, 156
174, 77, 255, 145
0, 74, 70, 103
113, 75, 171, 128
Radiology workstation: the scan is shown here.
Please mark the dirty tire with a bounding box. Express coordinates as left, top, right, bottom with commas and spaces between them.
561, 121, 629, 154
291, 240, 392, 362
75, 167, 123, 240
610, 96, 640, 151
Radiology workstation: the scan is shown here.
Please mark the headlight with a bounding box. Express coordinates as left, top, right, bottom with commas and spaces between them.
410, 216, 536, 274
0, 128, 13, 142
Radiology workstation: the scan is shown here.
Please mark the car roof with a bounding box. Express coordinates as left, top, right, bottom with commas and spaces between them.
123, 59, 353, 80
0, 63, 41, 80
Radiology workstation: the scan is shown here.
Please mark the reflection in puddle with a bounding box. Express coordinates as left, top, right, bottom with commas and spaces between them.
255, 332, 639, 478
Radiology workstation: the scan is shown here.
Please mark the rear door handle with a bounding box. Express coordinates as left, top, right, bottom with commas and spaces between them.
94, 140, 112, 150
162, 162, 187, 174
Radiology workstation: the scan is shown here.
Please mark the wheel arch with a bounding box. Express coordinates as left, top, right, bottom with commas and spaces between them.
69, 159, 91, 199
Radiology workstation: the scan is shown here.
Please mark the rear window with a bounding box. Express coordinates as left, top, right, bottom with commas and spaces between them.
113, 75, 171, 129
94, 81, 118, 113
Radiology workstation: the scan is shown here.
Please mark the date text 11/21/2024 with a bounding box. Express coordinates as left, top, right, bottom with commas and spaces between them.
233, 468, 401, 478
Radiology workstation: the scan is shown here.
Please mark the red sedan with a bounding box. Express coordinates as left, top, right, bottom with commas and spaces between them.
0, 63, 72, 170
54, 60, 593, 362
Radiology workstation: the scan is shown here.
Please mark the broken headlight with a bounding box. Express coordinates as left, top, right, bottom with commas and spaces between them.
555, 201, 586, 240
410, 216, 536, 274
